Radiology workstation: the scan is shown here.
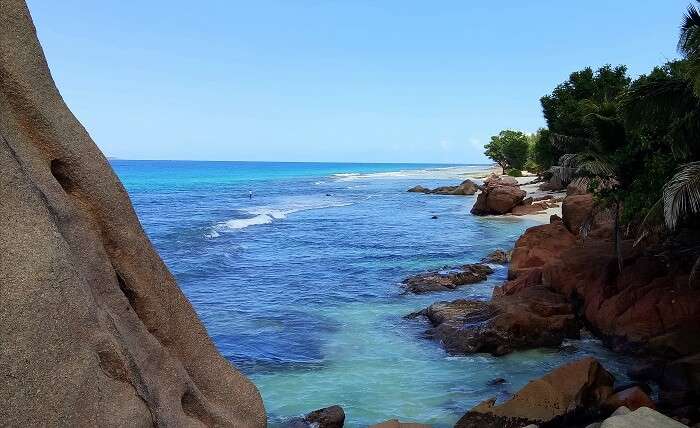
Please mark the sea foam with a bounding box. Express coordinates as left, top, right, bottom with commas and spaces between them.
207, 196, 353, 235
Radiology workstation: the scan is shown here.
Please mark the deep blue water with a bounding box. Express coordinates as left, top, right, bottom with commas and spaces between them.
112, 160, 634, 427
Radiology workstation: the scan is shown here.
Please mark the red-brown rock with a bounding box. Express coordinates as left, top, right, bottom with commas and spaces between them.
562, 193, 594, 235
508, 222, 577, 279
603, 387, 655, 412
407, 285, 579, 356
472, 185, 527, 215
542, 239, 700, 356
455, 357, 615, 428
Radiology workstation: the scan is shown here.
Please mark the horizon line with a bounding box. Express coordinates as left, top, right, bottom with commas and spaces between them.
106, 157, 494, 166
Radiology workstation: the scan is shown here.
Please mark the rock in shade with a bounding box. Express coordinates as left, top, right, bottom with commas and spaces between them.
455, 358, 615, 428
562, 193, 594, 235
481, 249, 511, 264
401, 264, 493, 294
603, 387, 655, 412
305, 405, 345, 428
0, 1, 265, 426
407, 285, 579, 356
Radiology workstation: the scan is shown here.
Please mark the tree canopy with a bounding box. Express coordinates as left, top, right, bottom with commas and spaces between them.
484, 130, 530, 173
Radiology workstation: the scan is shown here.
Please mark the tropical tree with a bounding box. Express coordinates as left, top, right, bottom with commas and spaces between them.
680, 1, 700, 97
484, 130, 530, 173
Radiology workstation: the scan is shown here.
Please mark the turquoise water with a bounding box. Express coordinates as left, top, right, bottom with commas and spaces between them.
112, 161, 634, 427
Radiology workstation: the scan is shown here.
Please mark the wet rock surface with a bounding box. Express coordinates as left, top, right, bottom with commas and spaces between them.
481, 249, 511, 264
283, 405, 345, 428
407, 285, 579, 355
401, 263, 494, 294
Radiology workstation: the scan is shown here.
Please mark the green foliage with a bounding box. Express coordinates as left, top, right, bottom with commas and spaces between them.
527, 129, 556, 173
680, 1, 700, 96
506, 168, 523, 177
484, 130, 530, 173
540, 65, 630, 157
490, 3, 700, 236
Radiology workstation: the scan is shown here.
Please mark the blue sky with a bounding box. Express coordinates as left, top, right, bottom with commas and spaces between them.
28, 1, 688, 163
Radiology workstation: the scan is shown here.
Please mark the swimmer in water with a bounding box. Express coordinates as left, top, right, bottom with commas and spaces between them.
249, 190, 253, 199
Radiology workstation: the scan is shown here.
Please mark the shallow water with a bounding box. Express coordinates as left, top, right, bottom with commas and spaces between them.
113, 160, 635, 427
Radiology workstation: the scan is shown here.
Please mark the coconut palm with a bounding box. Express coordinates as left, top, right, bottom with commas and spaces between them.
680, 1, 700, 97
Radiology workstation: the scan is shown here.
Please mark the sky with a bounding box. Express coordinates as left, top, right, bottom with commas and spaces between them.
27, 0, 689, 164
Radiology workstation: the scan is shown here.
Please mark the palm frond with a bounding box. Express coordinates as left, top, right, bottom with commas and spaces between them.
634, 198, 665, 247
664, 161, 700, 230
549, 133, 591, 153
679, 3, 700, 57
691, 254, 700, 286
621, 78, 697, 127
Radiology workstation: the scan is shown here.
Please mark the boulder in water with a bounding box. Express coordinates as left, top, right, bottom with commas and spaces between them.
455, 357, 615, 428
401, 264, 493, 294
407, 285, 580, 355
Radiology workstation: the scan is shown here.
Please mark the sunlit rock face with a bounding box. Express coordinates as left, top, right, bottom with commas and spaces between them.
0, 1, 265, 426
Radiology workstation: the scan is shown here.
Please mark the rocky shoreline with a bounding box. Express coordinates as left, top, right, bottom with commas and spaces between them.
290, 173, 700, 427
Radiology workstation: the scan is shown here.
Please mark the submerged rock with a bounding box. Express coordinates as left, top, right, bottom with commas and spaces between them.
401, 264, 493, 294
455, 357, 615, 428
407, 285, 579, 355
0, 2, 265, 425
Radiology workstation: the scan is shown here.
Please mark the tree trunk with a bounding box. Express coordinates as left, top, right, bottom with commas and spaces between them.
614, 200, 623, 273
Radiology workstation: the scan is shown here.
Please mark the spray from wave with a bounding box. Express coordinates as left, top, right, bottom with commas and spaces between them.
206, 196, 354, 237
331, 166, 492, 182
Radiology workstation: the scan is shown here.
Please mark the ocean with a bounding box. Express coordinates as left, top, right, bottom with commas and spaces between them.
112, 160, 633, 427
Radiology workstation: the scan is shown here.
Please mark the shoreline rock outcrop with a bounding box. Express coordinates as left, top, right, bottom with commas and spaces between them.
470, 179, 527, 215
455, 357, 615, 428
0, 1, 265, 426
407, 284, 579, 355
407, 179, 480, 196
401, 263, 493, 294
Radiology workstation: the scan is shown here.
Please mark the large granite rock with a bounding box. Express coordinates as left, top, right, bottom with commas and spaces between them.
401, 264, 493, 294
0, 1, 265, 426
471, 185, 527, 215
455, 358, 615, 428
407, 285, 579, 356
543, 239, 700, 355
562, 193, 594, 235
471, 174, 526, 216
599, 407, 687, 428
508, 222, 577, 280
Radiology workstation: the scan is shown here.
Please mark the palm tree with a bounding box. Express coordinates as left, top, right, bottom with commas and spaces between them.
634, 2, 700, 283
680, 1, 700, 97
